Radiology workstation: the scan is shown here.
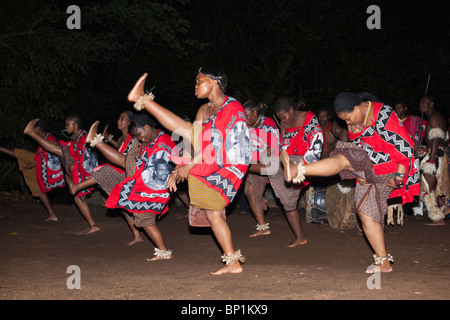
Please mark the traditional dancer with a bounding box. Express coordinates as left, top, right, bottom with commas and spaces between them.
243, 100, 280, 237
270, 96, 323, 247
24, 116, 100, 234
416, 95, 450, 225
0, 120, 65, 221
280, 92, 420, 273
75, 114, 176, 260
127, 66, 250, 275
65, 111, 144, 245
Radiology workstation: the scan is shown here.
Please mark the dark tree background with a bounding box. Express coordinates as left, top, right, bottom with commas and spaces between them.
1, 0, 449, 191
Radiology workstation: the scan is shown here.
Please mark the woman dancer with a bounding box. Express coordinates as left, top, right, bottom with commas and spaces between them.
66, 111, 144, 245
24, 116, 99, 234
243, 100, 280, 237
1, 120, 65, 221
280, 92, 420, 273
127, 66, 250, 275
270, 96, 323, 247
70, 114, 176, 260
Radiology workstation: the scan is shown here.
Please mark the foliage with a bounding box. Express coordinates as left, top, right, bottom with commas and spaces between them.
1, 0, 449, 191
0, 0, 204, 191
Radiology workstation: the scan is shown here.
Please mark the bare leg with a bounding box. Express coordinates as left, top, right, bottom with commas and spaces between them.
38, 194, 58, 221
281, 149, 351, 182
73, 195, 99, 234
65, 174, 97, 195
205, 210, 243, 275
144, 224, 171, 261
0, 146, 17, 158
285, 209, 308, 247
358, 212, 393, 273
122, 212, 144, 245
128, 73, 192, 139
176, 190, 190, 208
246, 184, 271, 237
87, 121, 125, 168
24, 119, 63, 157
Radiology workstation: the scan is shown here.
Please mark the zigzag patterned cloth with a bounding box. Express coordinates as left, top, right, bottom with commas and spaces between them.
347, 102, 420, 205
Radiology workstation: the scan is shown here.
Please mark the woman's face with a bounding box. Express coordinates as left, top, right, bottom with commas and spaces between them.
317, 110, 331, 128
135, 124, 153, 144
194, 73, 215, 99
276, 108, 294, 127
244, 107, 258, 127
117, 112, 131, 131
337, 107, 363, 127
65, 118, 77, 134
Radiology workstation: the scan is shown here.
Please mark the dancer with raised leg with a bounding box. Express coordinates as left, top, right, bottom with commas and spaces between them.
73, 114, 176, 261
280, 92, 420, 273
1, 120, 64, 221
24, 116, 100, 234
127, 66, 250, 275
65, 111, 144, 245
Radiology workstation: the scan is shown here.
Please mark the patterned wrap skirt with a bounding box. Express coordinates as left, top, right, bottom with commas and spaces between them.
330, 142, 394, 227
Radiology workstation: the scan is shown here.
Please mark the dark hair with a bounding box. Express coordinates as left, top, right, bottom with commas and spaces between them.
317, 105, 332, 115
123, 110, 136, 121
128, 113, 156, 134
197, 66, 228, 93
34, 119, 47, 132
274, 96, 297, 113
421, 94, 435, 104
243, 100, 268, 116
393, 99, 408, 107
66, 114, 83, 128
334, 92, 381, 113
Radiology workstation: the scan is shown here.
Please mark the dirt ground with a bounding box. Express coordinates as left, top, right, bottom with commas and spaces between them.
0, 189, 449, 302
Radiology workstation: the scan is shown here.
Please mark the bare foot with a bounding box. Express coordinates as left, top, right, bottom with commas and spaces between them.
128, 237, 144, 246
280, 149, 298, 182
75, 225, 100, 235
365, 260, 393, 273
44, 215, 58, 222
249, 229, 271, 238
128, 73, 148, 102
86, 225, 100, 234
86, 121, 100, 144
211, 261, 243, 275
287, 238, 308, 248
24, 118, 40, 135
146, 255, 172, 261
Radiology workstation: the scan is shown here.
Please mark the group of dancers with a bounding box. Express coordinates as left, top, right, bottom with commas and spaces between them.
4, 66, 448, 275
